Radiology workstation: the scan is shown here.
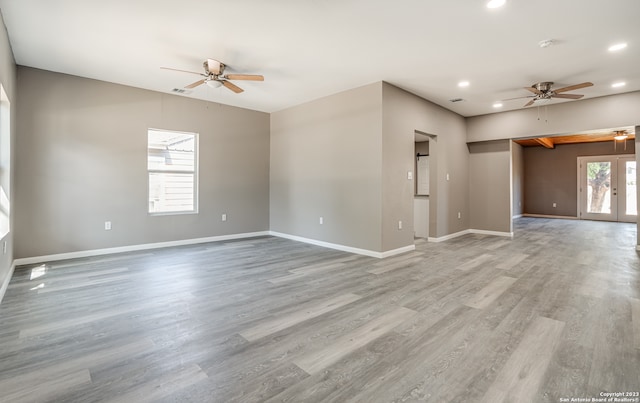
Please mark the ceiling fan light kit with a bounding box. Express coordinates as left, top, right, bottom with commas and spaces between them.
613, 130, 628, 141
613, 130, 629, 150
161, 58, 264, 94
206, 80, 223, 88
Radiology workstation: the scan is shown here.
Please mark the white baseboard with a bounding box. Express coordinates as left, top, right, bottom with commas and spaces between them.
0, 261, 16, 304
269, 231, 414, 259
522, 214, 579, 220
470, 229, 514, 238
13, 229, 416, 268
428, 228, 513, 243
380, 244, 416, 258
13, 231, 270, 267
428, 229, 471, 243
512, 214, 523, 219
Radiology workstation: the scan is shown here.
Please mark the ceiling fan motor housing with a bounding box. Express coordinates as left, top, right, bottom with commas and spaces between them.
203, 60, 225, 76
533, 82, 554, 92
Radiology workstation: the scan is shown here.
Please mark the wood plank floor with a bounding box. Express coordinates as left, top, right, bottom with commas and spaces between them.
1, 218, 639, 402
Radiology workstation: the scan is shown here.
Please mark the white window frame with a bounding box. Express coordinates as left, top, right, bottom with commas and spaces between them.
147, 128, 199, 216
0, 85, 10, 239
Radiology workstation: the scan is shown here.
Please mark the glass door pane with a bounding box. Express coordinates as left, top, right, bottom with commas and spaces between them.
586, 161, 611, 214
625, 161, 637, 216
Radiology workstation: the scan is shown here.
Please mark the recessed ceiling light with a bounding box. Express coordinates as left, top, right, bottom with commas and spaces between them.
458, 81, 470, 88
608, 43, 627, 52
493, 103, 503, 108
611, 82, 626, 88
486, 0, 506, 8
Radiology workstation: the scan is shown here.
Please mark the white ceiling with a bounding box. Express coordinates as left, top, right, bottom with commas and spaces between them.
1, 0, 638, 116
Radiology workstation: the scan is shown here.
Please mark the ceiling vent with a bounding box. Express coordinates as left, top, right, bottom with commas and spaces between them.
171, 88, 191, 94
449, 98, 465, 103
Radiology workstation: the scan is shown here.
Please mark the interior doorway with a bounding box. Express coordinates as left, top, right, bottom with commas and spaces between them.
414, 133, 430, 238
578, 155, 637, 223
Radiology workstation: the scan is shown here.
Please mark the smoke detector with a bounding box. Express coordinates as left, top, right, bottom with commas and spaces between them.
538, 39, 555, 48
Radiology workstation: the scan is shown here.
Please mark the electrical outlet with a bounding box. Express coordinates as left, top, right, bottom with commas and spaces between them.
104, 221, 112, 230
458, 212, 461, 219
398, 220, 403, 230
446, 173, 450, 181
553, 203, 557, 208
319, 217, 323, 225
222, 213, 227, 221
407, 171, 413, 180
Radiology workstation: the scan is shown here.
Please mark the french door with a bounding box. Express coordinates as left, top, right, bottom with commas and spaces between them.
578, 155, 637, 223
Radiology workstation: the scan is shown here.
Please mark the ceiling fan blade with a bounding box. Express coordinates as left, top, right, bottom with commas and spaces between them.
523, 99, 536, 107
185, 79, 205, 89
502, 95, 535, 101
224, 74, 264, 81
554, 82, 593, 93
552, 93, 584, 99
524, 87, 542, 95
161, 67, 205, 76
222, 80, 244, 93
207, 59, 223, 75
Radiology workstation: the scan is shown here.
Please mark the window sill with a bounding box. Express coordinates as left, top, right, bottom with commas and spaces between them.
148, 210, 199, 217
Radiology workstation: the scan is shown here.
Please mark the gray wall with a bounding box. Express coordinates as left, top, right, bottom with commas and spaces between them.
0, 11, 16, 297
270, 81, 469, 253
270, 82, 384, 252
468, 140, 512, 233
382, 83, 469, 241
15, 67, 270, 258
512, 142, 524, 217
522, 141, 635, 217
467, 91, 640, 143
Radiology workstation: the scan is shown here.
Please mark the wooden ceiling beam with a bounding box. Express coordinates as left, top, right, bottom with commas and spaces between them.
513, 132, 636, 148
534, 137, 555, 149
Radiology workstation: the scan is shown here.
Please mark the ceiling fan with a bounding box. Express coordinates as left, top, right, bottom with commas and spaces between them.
161, 58, 264, 94
506, 81, 593, 107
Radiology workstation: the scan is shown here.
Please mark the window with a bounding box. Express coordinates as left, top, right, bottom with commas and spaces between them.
148, 129, 198, 214
0, 85, 10, 239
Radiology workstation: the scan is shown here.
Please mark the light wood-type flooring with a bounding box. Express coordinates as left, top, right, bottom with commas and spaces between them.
1, 218, 639, 402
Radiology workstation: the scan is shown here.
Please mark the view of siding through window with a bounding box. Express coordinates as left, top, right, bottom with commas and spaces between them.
147, 129, 197, 214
